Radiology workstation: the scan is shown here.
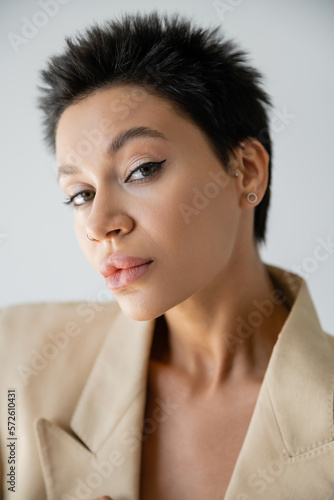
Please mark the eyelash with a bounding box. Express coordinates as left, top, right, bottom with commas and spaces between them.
63, 159, 166, 207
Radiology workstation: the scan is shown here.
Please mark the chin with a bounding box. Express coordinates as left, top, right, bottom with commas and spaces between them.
118, 305, 159, 322
113, 292, 169, 322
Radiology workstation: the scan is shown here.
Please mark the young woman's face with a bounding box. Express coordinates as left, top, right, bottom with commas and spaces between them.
56, 84, 248, 320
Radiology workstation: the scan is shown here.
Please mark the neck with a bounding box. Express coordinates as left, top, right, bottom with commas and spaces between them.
151, 250, 290, 394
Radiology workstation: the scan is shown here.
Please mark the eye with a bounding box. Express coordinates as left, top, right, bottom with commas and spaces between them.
63, 190, 95, 207
125, 160, 166, 183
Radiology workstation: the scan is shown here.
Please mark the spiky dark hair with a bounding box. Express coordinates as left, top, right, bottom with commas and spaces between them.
37, 11, 273, 245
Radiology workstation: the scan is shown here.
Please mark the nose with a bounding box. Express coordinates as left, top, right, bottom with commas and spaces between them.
85, 190, 134, 243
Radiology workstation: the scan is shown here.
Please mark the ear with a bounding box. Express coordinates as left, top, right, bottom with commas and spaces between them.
234, 138, 269, 208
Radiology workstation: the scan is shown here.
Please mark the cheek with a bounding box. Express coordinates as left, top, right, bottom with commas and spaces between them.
131, 179, 239, 315
149, 174, 238, 271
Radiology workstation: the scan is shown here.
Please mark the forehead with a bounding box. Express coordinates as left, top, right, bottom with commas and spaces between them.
55, 84, 220, 177
55, 84, 187, 152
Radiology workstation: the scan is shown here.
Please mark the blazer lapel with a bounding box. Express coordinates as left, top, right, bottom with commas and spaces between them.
225, 264, 334, 499
35, 308, 156, 500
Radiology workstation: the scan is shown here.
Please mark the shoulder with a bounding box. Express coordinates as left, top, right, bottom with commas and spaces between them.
0, 300, 121, 387
324, 330, 334, 345
0, 300, 123, 498
0, 299, 120, 343
0, 299, 121, 330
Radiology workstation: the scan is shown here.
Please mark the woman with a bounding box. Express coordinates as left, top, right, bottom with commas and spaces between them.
1, 11, 334, 500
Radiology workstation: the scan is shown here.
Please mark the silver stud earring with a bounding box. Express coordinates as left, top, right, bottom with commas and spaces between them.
234, 172, 239, 177
247, 193, 258, 204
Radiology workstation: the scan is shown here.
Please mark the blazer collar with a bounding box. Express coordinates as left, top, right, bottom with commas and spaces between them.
225, 263, 334, 498
260, 263, 334, 454
70, 309, 155, 453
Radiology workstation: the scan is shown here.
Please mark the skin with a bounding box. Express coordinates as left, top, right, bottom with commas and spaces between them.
56, 84, 290, 498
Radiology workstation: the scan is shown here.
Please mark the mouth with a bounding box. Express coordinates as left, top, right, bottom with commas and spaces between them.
104, 261, 154, 290
100, 254, 154, 291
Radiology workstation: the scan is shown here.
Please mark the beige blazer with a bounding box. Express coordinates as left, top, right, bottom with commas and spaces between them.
1, 263, 334, 500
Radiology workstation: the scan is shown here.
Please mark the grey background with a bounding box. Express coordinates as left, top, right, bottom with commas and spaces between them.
1, 0, 333, 334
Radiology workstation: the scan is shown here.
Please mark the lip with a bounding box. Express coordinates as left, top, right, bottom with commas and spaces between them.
100, 254, 154, 290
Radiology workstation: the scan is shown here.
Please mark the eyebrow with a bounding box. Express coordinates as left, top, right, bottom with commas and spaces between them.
57, 126, 168, 182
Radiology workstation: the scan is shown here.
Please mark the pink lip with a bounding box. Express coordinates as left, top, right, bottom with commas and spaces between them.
100, 254, 154, 290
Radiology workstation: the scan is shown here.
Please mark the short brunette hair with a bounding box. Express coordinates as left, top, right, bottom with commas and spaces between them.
37, 11, 273, 244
